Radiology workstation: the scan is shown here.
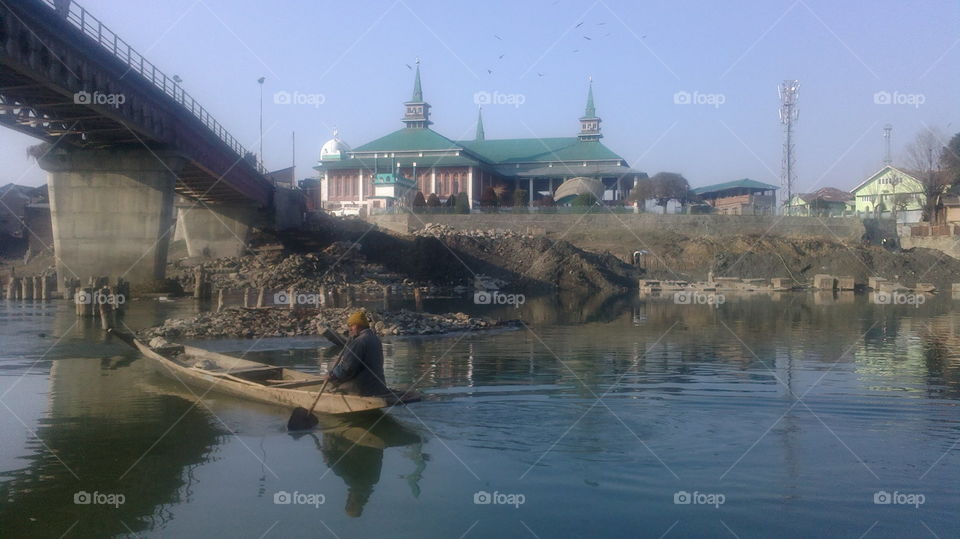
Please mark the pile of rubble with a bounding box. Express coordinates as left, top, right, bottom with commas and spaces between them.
138, 306, 521, 340
414, 223, 530, 240
168, 242, 411, 293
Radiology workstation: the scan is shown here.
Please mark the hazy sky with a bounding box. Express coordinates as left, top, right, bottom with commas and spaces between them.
2, 0, 957, 193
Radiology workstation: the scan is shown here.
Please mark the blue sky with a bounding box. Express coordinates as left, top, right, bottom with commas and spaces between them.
2, 0, 958, 193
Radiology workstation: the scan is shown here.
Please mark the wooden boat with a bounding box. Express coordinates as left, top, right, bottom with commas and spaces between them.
122, 335, 421, 415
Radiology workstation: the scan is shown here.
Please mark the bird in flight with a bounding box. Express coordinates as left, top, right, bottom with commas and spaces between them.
494, 34, 502, 40
575, 22, 583, 28
405, 64, 412, 70
583, 35, 592, 40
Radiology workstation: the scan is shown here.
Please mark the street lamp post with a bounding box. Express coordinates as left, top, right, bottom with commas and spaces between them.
257, 77, 265, 171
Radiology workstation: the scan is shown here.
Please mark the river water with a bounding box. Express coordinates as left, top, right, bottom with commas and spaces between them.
1, 292, 958, 538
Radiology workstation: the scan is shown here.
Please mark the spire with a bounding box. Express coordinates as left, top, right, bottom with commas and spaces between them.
578, 77, 602, 141
475, 107, 485, 141
403, 58, 431, 128
584, 76, 596, 118
412, 58, 423, 102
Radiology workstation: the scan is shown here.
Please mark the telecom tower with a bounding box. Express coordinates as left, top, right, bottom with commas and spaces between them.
779, 80, 799, 215
882, 124, 893, 165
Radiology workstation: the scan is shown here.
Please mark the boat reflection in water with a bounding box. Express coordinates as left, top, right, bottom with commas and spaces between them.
291, 411, 425, 517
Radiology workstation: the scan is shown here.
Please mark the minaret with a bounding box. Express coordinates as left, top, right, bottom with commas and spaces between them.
578, 77, 602, 142
475, 107, 485, 141
402, 59, 432, 128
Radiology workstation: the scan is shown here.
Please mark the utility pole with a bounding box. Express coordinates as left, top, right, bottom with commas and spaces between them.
779, 80, 799, 215
882, 124, 893, 166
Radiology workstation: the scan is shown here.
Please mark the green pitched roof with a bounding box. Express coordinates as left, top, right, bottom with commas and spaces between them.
352, 128, 462, 153
692, 178, 779, 195
475, 108, 485, 141
456, 137, 622, 164
316, 154, 480, 171
411, 63, 423, 102
583, 80, 597, 119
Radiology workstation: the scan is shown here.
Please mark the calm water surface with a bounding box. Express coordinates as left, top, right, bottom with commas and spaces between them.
1, 293, 959, 538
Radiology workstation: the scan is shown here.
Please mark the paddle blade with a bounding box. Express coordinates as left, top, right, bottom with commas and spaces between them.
287, 407, 319, 431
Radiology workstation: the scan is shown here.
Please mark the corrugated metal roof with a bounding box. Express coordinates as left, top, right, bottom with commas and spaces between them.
692, 178, 779, 195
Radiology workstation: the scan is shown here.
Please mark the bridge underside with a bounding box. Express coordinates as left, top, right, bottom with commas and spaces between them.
0, 70, 254, 205
1, 0, 283, 286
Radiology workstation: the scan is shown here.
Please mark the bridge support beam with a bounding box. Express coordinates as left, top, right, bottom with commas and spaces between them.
177, 203, 258, 258
38, 148, 184, 289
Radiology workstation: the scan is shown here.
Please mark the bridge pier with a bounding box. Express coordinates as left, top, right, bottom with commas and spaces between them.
38, 147, 184, 289
177, 203, 258, 258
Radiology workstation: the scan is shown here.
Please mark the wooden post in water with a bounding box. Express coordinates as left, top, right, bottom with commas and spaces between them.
21, 276, 33, 300
193, 267, 205, 299
414, 287, 423, 311
288, 287, 298, 311
83, 287, 96, 317
98, 286, 114, 330
32, 276, 41, 300
40, 274, 50, 300
116, 278, 129, 306
5, 275, 16, 300
65, 278, 78, 301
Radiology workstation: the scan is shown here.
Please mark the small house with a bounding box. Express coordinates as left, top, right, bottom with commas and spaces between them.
692, 179, 779, 215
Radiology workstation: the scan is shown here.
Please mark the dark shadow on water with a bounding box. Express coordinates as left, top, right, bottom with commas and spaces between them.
289, 411, 424, 518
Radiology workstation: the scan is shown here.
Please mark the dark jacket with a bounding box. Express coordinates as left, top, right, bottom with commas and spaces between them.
330, 328, 388, 396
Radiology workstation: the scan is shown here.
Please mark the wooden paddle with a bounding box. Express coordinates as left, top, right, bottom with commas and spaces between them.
287, 353, 342, 431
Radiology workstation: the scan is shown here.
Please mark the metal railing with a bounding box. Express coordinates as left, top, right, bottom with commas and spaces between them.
38, 0, 266, 175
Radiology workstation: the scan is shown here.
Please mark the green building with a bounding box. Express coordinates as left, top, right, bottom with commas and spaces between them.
314, 63, 644, 210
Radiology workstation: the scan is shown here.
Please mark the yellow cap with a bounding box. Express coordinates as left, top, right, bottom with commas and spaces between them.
347, 310, 370, 328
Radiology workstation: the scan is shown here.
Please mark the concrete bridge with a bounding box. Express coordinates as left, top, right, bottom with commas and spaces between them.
0, 0, 282, 287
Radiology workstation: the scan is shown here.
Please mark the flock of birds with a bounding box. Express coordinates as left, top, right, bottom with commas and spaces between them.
401, 19, 647, 78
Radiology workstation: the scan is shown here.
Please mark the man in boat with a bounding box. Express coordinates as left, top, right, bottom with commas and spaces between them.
328, 311, 389, 396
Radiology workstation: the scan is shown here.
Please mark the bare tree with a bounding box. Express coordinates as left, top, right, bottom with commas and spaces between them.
630, 172, 690, 214
942, 132, 960, 186
904, 127, 949, 223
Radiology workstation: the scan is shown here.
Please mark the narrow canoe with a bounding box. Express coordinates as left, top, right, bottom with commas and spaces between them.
126, 336, 421, 415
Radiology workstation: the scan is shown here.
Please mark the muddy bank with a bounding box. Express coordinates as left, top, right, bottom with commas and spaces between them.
412, 223, 638, 292
138, 306, 521, 340
641, 234, 960, 291
166, 216, 639, 296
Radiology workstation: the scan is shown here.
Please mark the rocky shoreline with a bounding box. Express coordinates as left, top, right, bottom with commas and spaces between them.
138, 306, 522, 340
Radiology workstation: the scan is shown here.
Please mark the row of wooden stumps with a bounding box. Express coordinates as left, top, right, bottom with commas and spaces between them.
3, 272, 57, 300
71, 276, 130, 331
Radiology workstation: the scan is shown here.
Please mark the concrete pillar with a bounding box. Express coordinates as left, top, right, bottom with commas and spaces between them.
38, 147, 184, 289
529, 178, 534, 208
430, 168, 436, 195
178, 203, 257, 258
467, 167, 474, 209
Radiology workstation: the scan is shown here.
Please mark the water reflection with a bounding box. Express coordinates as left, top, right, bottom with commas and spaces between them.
0, 355, 224, 537
290, 412, 424, 517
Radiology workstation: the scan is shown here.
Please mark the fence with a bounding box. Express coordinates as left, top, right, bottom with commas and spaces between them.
38, 0, 265, 174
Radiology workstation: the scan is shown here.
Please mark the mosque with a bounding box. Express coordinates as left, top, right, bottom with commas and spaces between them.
314, 63, 644, 211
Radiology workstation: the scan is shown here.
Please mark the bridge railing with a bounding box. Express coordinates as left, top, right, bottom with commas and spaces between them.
38, 0, 267, 175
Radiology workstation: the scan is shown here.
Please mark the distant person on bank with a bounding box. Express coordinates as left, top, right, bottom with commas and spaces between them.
328, 311, 388, 396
